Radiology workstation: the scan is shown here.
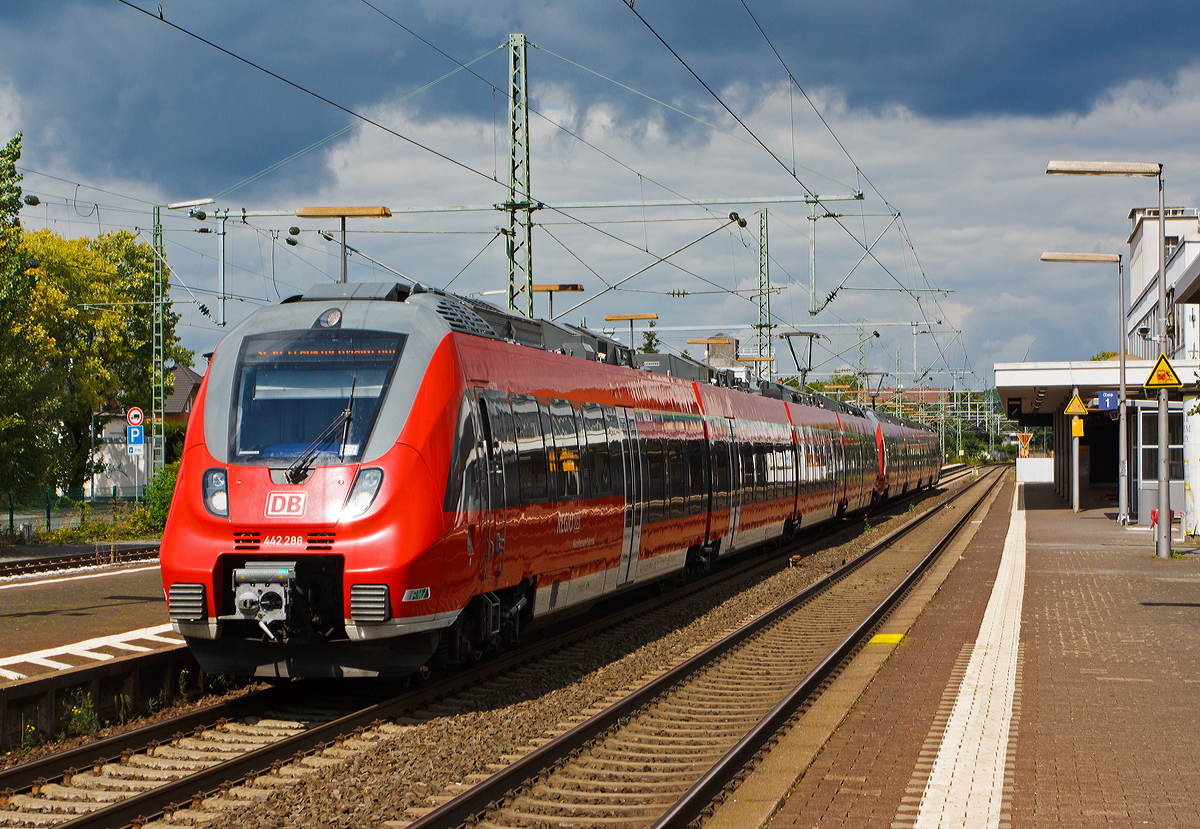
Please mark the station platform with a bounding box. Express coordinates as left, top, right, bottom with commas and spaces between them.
0, 560, 169, 680
711, 475, 1200, 827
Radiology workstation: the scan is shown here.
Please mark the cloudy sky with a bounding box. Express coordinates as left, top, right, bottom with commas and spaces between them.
4, 1, 1200, 390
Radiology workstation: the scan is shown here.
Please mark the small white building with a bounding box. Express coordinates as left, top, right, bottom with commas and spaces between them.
84, 365, 204, 499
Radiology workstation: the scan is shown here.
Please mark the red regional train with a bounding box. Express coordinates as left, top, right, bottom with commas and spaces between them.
161, 282, 942, 678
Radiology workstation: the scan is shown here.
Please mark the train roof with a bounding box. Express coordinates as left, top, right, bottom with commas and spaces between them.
286, 281, 933, 435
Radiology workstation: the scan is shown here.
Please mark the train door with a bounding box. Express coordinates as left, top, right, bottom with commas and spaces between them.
477, 392, 515, 581
616, 408, 644, 585
725, 419, 741, 551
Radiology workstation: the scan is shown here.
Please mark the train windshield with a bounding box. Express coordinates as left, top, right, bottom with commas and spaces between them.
230, 329, 406, 464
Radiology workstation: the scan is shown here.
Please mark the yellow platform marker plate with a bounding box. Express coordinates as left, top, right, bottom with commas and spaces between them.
870, 633, 906, 644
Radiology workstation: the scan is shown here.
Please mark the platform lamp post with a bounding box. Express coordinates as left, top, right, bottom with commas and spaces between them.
1047, 160, 1166, 555
604, 313, 658, 350
294, 206, 393, 283
1041, 252, 1129, 524
532, 284, 583, 319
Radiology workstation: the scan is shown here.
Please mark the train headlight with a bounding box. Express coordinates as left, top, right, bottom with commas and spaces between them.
343, 468, 383, 518
202, 468, 229, 517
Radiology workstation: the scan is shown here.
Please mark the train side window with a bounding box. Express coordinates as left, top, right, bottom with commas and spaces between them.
443, 395, 480, 515
740, 443, 756, 502
582, 404, 612, 497
686, 438, 705, 515
604, 407, 625, 495
484, 395, 520, 508
644, 437, 666, 523
549, 400, 583, 502
512, 395, 549, 504
713, 440, 730, 511
763, 443, 774, 501
753, 443, 766, 502
667, 439, 686, 519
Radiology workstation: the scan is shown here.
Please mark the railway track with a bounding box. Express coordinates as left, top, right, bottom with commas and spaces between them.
404, 465, 1004, 829
0, 545, 161, 579
0, 466, 985, 828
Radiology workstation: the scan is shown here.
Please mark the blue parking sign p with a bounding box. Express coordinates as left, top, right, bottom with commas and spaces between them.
128, 424, 144, 445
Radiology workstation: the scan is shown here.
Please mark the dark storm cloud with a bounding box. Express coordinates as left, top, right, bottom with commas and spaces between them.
3, 1, 1199, 200
624, 1, 1200, 117
0, 1, 514, 197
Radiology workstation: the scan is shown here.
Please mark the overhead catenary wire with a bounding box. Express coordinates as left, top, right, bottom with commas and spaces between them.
117, 1, 751, 310
552, 216, 741, 320
116, 0, 500, 190
735, 0, 960, 371
620, 2, 929, 316
111, 1, 961, 384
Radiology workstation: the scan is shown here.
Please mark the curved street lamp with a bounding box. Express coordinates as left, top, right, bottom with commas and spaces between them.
1047, 160, 1168, 557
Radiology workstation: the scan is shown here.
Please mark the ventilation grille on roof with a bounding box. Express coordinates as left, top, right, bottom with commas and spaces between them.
435, 299, 497, 338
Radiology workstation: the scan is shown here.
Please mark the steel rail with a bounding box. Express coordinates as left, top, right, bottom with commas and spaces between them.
652, 465, 1005, 828
0, 544, 161, 578
0, 685, 290, 792
47, 511, 864, 829
15, 467, 969, 827
402, 466, 1003, 829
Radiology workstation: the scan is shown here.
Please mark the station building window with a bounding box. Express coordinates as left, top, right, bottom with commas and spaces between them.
1140, 409, 1184, 482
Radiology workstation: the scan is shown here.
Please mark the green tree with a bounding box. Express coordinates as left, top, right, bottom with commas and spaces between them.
0, 133, 59, 494
22, 228, 192, 489
641, 320, 661, 354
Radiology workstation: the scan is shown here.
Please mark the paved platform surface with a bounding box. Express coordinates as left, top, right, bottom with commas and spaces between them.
0, 565, 168, 664
753, 478, 1200, 827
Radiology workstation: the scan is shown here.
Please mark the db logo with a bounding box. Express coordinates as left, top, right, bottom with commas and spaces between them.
266, 492, 308, 518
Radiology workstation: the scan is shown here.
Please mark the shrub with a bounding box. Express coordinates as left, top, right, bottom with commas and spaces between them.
144, 461, 180, 530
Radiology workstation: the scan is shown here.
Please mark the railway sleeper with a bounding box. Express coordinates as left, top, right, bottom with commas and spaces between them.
523, 794, 681, 814
549, 766, 702, 783
150, 745, 245, 762
535, 779, 693, 795
59, 772, 161, 792
29, 785, 125, 804
573, 755, 719, 772
124, 754, 221, 771
587, 746, 730, 763
494, 806, 667, 825
98, 763, 188, 781
7, 794, 107, 815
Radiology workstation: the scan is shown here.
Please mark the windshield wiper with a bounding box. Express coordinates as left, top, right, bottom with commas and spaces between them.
286, 383, 356, 484
338, 381, 357, 461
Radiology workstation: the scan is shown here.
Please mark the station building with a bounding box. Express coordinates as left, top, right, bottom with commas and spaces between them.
996, 206, 1200, 527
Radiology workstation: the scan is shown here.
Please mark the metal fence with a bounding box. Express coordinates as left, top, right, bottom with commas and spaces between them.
4, 488, 147, 537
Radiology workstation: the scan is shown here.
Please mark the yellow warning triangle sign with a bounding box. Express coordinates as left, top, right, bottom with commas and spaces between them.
1064, 393, 1088, 415
1144, 353, 1183, 388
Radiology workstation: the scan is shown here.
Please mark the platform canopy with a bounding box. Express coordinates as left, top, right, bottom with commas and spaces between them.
994, 357, 1199, 425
